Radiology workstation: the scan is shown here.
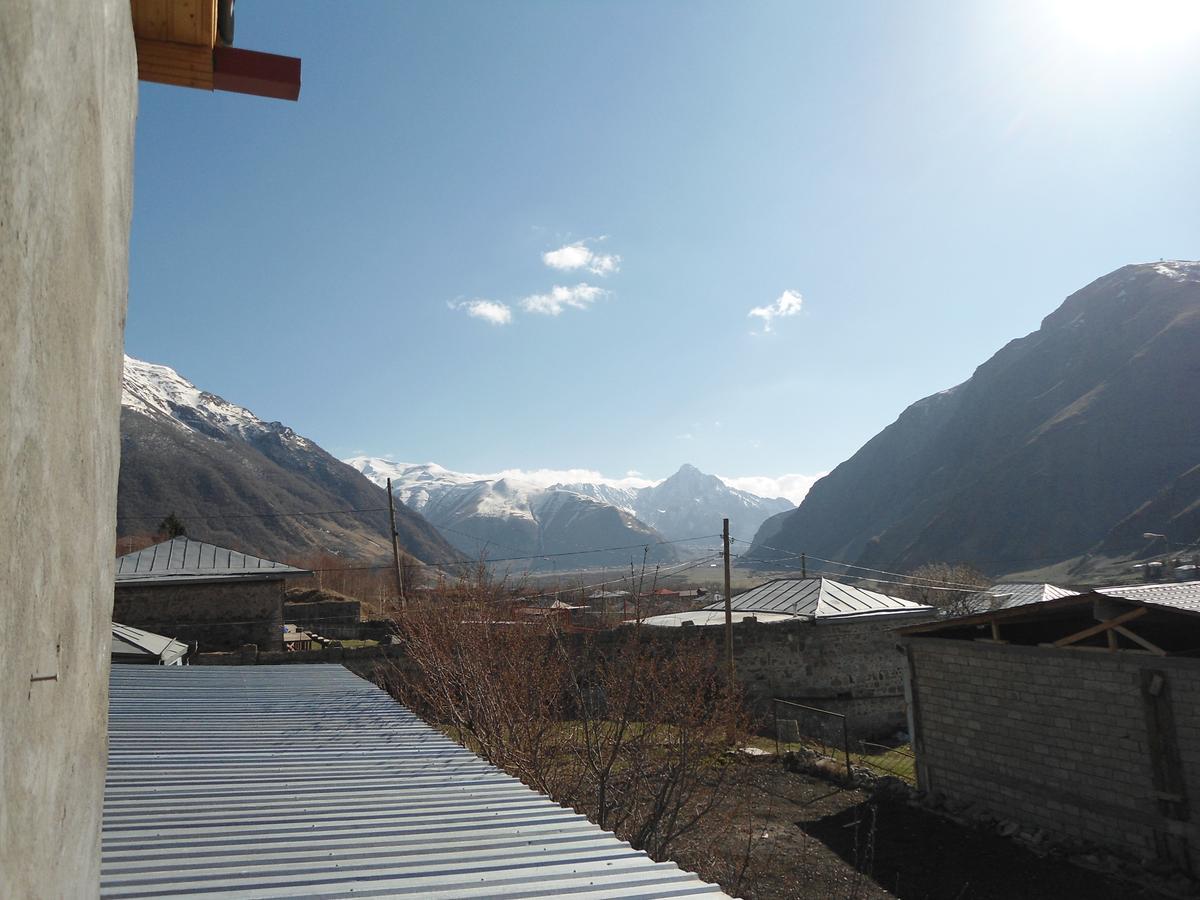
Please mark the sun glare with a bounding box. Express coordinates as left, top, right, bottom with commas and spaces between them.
1048, 0, 1200, 53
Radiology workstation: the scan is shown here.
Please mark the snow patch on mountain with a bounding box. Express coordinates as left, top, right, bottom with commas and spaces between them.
122, 355, 310, 448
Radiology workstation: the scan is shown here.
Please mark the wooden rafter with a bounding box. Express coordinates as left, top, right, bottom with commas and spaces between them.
1053, 606, 1148, 648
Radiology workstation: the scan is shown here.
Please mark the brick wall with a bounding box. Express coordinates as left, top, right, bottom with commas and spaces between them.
906, 637, 1200, 871
113, 579, 284, 651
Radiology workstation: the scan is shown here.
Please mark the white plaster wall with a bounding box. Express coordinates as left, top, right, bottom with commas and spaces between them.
0, 2, 136, 894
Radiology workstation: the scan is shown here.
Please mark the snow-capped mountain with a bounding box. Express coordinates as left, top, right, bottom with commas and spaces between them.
119, 356, 459, 565
344, 459, 675, 568
345, 459, 794, 564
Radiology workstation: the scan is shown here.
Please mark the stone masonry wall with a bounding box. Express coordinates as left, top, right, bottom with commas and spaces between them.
114, 580, 285, 652
1, 2, 136, 895
907, 637, 1200, 872
643, 614, 932, 736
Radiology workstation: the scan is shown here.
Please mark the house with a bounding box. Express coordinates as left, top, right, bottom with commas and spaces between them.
900, 584, 1200, 874
113, 537, 310, 652
639, 578, 936, 734
110, 623, 188, 666
102, 664, 728, 898
965, 581, 1075, 612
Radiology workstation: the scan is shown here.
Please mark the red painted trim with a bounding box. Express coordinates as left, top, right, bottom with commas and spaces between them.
213, 47, 301, 101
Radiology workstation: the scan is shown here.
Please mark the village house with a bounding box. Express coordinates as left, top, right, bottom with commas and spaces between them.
900, 582, 1200, 875
113, 537, 310, 652
638, 577, 936, 735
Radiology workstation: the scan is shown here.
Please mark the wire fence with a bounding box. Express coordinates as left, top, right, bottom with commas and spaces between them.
772, 698, 917, 784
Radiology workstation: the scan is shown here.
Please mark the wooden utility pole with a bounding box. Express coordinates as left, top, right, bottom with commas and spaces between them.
386, 477, 406, 610
723, 518, 734, 685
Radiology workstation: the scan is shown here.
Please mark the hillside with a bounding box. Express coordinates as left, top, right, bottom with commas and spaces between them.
748, 261, 1200, 577
118, 356, 460, 566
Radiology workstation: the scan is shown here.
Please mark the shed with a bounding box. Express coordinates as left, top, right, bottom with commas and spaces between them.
900, 588, 1200, 874
101, 665, 727, 898
110, 622, 187, 666
113, 537, 310, 652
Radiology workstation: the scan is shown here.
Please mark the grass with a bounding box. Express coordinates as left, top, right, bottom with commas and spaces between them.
334, 639, 380, 649
745, 735, 917, 783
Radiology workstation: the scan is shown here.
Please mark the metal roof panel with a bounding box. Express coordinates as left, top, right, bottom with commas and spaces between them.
101, 665, 727, 899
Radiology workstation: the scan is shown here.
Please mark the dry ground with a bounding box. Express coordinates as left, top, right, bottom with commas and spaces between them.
668, 758, 1171, 900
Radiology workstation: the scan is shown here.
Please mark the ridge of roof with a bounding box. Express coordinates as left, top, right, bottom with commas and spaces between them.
115, 536, 309, 582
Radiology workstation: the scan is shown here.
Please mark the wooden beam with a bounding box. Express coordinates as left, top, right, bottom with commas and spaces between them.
1114, 625, 1167, 656
135, 37, 213, 90
1053, 606, 1147, 647
213, 47, 301, 101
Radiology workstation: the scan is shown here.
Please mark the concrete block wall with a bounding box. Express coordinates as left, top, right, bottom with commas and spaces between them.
113, 580, 285, 651
908, 637, 1200, 870
1, 2, 136, 895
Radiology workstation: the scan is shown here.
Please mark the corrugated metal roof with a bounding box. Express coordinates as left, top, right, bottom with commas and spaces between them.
115, 537, 308, 584
701, 578, 933, 620
111, 623, 187, 665
102, 665, 728, 899
1098, 580, 1200, 614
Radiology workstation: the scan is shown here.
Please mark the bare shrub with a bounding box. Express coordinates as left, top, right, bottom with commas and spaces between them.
381, 567, 749, 860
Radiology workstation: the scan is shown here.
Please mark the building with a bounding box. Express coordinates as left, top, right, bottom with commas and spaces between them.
639, 578, 936, 734
110, 623, 188, 666
102, 664, 728, 898
967, 581, 1075, 611
114, 537, 310, 652
900, 585, 1200, 874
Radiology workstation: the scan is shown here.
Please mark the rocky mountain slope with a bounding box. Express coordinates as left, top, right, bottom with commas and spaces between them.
346, 460, 792, 567
748, 261, 1200, 577
118, 356, 460, 566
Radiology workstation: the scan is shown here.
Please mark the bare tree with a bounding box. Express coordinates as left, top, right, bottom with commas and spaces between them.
889, 562, 990, 616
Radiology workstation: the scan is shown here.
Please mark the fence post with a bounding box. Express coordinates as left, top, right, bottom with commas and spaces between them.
774, 699, 779, 758
842, 715, 852, 782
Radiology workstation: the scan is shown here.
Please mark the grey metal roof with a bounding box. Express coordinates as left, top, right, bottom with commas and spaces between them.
102, 665, 728, 899
111, 623, 187, 665
115, 537, 308, 584
1098, 580, 1200, 614
637, 610, 795, 628
968, 582, 1075, 611
702, 577, 933, 620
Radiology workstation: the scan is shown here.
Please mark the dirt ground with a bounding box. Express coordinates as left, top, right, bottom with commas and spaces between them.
668, 758, 1172, 900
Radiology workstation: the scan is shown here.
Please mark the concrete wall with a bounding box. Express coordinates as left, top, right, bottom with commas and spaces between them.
114, 580, 286, 651
0, 2, 136, 894
284, 598, 362, 629
906, 637, 1200, 872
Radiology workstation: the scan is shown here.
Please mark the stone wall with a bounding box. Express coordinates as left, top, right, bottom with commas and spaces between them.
640, 614, 931, 736
0, 2, 136, 895
906, 637, 1200, 872
114, 580, 285, 651
284, 598, 361, 630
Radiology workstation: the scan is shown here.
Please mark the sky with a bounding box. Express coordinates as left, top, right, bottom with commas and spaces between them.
126, 0, 1200, 503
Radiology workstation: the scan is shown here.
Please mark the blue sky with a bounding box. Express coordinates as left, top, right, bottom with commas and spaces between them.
126, 0, 1200, 501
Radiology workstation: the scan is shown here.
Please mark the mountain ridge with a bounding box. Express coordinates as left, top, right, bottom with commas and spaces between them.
748, 261, 1200, 577
118, 356, 460, 566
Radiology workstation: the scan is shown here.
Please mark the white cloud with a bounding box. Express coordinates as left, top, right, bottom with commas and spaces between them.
543, 241, 621, 276
748, 289, 804, 333
521, 283, 606, 316
718, 472, 826, 506
450, 299, 512, 325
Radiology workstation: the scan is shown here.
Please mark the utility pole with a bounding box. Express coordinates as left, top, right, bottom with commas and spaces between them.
386, 477, 405, 610
801, 553, 807, 578
723, 518, 734, 685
